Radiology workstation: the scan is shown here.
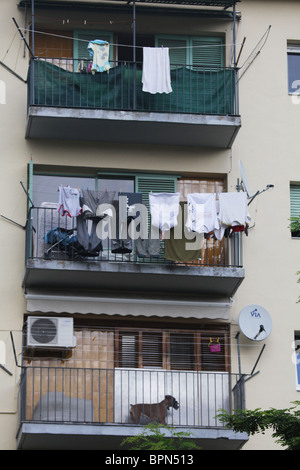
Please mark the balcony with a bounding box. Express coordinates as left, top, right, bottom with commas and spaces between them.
25, 58, 241, 148
17, 366, 248, 450
23, 207, 245, 303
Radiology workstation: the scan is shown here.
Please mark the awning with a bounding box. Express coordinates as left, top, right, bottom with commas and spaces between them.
19, 0, 239, 7
25, 291, 232, 320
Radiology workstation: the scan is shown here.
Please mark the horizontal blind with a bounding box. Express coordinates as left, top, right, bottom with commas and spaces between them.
290, 184, 300, 219
135, 175, 178, 207
117, 328, 227, 372
119, 332, 139, 368
192, 37, 224, 67
156, 35, 224, 68
200, 333, 225, 372
142, 333, 163, 368
156, 37, 187, 68
170, 333, 195, 370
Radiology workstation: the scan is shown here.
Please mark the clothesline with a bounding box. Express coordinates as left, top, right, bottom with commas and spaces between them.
57, 187, 251, 237
18, 27, 240, 50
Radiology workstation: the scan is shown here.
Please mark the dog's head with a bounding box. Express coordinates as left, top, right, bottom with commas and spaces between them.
164, 395, 179, 410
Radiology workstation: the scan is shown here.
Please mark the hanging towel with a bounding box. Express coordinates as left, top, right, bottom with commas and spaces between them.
142, 47, 172, 94
87, 40, 111, 73
218, 192, 251, 227
149, 192, 180, 232
186, 193, 219, 234
58, 186, 82, 218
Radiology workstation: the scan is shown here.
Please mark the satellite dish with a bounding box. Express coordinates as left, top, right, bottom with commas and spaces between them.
238, 160, 274, 205
238, 304, 272, 341
239, 160, 251, 197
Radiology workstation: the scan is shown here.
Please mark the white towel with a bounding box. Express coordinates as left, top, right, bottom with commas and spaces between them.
186, 193, 219, 234
142, 47, 173, 94
218, 192, 251, 227
149, 192, 180, 231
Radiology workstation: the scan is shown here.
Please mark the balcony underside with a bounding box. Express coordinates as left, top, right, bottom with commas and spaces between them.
23, 258, 244, 298
17, 422, 248, 450
26, 106, 241, 148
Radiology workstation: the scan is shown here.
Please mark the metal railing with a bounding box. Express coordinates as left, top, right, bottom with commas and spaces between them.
19, 366, 245, 428
25, 206, 243, 268
28, 57, 239, 116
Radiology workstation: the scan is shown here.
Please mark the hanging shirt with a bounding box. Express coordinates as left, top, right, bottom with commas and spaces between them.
149, 192, 180, 232
87, 40, 111, 73
218, 192, 251, 227
58, 186, 82, 218
185, 193, 219, 234
142, 47, 172, 94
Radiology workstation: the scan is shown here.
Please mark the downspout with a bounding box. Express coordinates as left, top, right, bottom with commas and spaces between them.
30, 0, 35, 106
31, 0, 34, 57
232, 1, 239, 115
132, 0, 137, 110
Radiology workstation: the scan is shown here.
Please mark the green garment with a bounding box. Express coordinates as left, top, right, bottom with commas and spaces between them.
165, 202, 203, 262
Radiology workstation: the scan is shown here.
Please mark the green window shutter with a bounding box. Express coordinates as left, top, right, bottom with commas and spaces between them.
191, 36, 224, 67
73, 30, 114, 60
290, 184, 300, 219
135, 174, 178, 210
155, 34, 224, 68
156, 36, 187, 68
135, 174, 179, 243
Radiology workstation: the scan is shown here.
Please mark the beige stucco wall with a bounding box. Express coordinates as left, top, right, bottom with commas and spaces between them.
229, 0, 300, 450
1, 0, 300, 450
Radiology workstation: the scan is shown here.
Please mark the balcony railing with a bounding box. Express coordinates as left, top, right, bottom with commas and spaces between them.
28, 57, 239, 116
19, 366, 245, 428
25, 206, 243, 268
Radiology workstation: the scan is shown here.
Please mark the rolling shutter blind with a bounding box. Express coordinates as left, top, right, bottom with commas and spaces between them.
170, 333, 195, 370
142, 333, 163, 368
290, 184, 300, 219
156, 37, 187, 68
117, 329, 228, 371
135, 174, 178, 241
119, 331, 163, 368
135, 174, 178, 208
156, 35, 224, 67
201, 333, 225, 372
119, 332, 139, 368
192, 37, 224, 67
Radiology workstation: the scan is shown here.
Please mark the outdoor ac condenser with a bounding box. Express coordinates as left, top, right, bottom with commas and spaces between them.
27, 316, 76, 348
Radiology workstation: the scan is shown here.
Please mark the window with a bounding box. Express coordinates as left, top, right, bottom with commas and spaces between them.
290, 183, 300, 237
116, 327, 229, 372
155, 35, 225, 68
118, 331, 163, 369
287, 44, 300, 94
294, 332, 300, 391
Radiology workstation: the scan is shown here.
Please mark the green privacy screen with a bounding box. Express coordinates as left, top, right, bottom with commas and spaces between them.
28, 60, 236, 116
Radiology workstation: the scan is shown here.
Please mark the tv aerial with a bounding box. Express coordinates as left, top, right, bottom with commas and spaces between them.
237, 160, 274, 205
238, 304, 273, 342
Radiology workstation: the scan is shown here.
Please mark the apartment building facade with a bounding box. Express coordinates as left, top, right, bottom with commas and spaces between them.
0, 0, 299, 450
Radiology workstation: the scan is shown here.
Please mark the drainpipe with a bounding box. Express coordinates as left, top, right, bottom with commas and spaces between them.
132, 0, 137, 110
232, 1, 239, 115
31, 0, 35, 105
31, 0, 35, 57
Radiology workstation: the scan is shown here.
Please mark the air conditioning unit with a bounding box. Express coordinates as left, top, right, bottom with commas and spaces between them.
27, 317, 76, 349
